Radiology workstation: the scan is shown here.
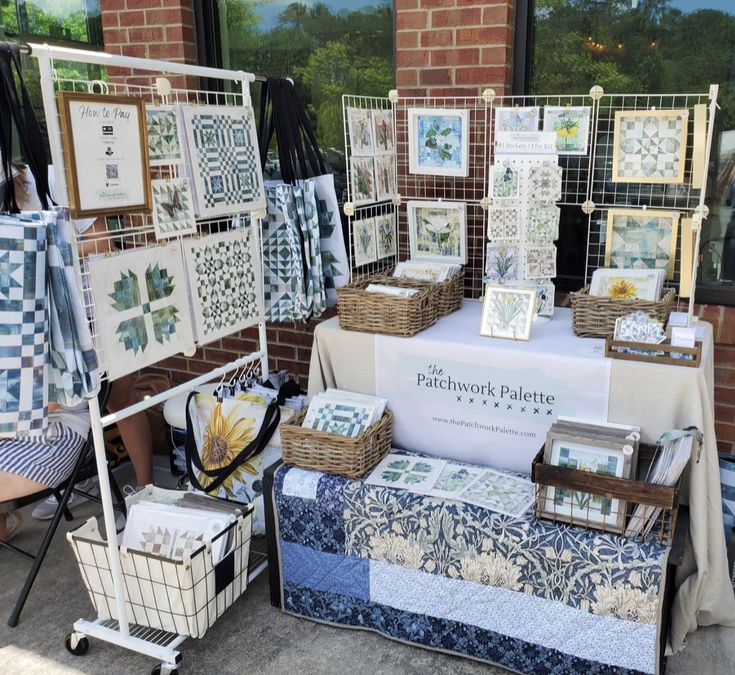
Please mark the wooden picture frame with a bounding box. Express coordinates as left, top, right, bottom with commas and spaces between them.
604, 208, 680, 280
612, 109, 688, 184
538, 429, 636, 533
57, 91, 152, 218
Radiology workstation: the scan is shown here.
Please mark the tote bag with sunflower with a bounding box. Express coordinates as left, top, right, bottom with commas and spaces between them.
185, 389, 295, 534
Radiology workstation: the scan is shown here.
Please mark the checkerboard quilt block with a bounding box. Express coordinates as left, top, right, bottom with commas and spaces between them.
181, 105, 266, 218
612, 110, 688, 184
487, 207, 521, 241
183, 228, 263, 345
0, 214, 48, 438
89, 243, 194, 380
605, 209, 679, 279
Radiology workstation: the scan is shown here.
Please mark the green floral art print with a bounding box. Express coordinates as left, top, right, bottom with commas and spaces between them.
409, 200, 467, 264
409, 108, 469, 177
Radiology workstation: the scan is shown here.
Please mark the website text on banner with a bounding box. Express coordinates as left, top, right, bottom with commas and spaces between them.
374, 305, 612, 473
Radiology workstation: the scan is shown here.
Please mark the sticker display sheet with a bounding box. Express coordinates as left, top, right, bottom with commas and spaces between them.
146, 105, 183, 165
181, 105, 265, 218
605, 208, 679, 279
0, 215, 48, 437
89, 243, 194, 380
151, 178, 197, 240
612, 110, 688, 184
183, 228, 262, 345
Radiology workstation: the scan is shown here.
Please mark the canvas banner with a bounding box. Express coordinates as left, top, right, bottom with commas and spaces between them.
374, 303, 612, 472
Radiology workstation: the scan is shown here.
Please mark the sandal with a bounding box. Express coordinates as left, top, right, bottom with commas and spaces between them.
0, 511, 23, 542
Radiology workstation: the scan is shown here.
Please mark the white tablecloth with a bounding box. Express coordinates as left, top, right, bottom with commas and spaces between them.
307, 302, 735, 651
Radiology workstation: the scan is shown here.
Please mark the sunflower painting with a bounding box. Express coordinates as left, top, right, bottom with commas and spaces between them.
608, 279, 638, 299
196, 400, 258, 497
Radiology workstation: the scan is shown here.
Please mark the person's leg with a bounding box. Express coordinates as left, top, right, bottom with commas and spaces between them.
107, 375, 154, 486
0, 470, 47, 501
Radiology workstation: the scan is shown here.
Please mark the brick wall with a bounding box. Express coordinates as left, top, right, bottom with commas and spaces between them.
395, 0, 515, 97
100, 0, 197, 88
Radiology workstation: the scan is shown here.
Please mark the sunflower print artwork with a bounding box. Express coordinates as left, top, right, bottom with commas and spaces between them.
608, 279, 637, 299
197, 402, 258, 497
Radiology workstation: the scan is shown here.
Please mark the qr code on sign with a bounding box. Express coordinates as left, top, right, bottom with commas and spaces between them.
106, 164, 119, 180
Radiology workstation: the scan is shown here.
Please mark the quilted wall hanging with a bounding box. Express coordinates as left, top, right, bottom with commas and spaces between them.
181, 105, 266, 218
183, 227, 263, 345
0, 214, 48, 438
88, 243, 194, 380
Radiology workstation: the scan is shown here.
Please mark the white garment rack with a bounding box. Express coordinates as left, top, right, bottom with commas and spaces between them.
28, 42, 270, 675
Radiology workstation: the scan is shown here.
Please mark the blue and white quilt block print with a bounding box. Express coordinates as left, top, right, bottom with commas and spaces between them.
0, 215, 48, 438
146, 105, 183, 166
88, 243, 194, 380
408, 108, 470, 177
181, 105, 266, 218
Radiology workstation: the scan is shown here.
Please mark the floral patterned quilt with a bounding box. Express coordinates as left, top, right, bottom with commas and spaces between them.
271, 455, 670, 674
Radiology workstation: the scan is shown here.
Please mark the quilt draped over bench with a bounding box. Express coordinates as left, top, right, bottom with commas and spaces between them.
271, 456, 671, 675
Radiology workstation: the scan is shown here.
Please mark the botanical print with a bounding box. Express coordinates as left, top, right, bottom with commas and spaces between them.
372, 109, 395, 154
181, 105, 265, 218
375, 213, 397, 259
479, 285, 535, 340
528, 161, 563, 202
374, 154, 397, 201
408, 200, 466, 264
459, 469, 535, 517
88, 243, 194, 380
612, 109, 688, 183
544, 440, 627, 530
526, 205, 560, 242
518, 280, 555, 317
151, 178, 197, 240
485, 244, 519, 282
183, 228, 262, 345
350, 156, 376, 205
346, 107, 374, 156
352, 216, 378, 267
408, 108, 469, 177
146, 105, 183, 165
543, 106, 591, 155
605, 208, 679, 279
592, 272, 660, 300
494, 106, 540, 134
365, 454, 446, 491
489, 163, 522, 200
487, 206, 521, 241
525, 245, 557, 279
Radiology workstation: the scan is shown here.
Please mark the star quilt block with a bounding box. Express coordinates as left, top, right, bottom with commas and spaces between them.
146, 105, 183, 165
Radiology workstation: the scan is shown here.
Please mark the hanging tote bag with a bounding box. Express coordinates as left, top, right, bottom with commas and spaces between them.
184, 380, 300, 534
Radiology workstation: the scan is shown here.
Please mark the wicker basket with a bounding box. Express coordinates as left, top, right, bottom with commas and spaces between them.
280, 407, 393, 479
570, 285, 676, 338
337, 268, 464, 337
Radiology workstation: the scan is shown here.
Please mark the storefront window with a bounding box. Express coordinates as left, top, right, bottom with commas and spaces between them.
530, 0, 735, 302
199, 1, 394, 197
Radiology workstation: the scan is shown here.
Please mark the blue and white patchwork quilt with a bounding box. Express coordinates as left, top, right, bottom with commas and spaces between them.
271, 456, 671, 674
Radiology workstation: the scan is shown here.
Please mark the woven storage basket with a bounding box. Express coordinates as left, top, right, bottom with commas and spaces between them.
570, 285, 676, 338
280, 407, 393, 479
337, 268, 464, 337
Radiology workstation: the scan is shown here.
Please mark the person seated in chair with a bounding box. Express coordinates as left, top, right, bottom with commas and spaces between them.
0, 404, 90, 541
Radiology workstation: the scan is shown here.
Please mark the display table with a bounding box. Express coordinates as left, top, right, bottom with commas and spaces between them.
264, 456, 673, 674
307, 302, 735, 651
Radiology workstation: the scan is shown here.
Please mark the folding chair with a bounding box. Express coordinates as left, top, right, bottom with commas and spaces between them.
1, 383, 126, 627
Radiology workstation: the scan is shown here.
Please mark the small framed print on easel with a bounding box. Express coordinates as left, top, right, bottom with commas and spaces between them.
57, 91, 152, 218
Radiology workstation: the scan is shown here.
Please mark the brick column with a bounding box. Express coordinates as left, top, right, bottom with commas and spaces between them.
395, 0, 515, 97
99, 0, 197, 88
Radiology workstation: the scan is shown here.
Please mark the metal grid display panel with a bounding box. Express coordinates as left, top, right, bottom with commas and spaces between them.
48, 75, 265, 380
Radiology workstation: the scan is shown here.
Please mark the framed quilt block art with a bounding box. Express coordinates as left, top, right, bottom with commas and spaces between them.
88, 243, 194, 380
151, 178, 197, 240
612, 109, 688, 184
183, 227, 263, 345
408, 108, 470, 177
146, 105, 183, 165
181, 105, 265, 218
604, 208, 679, 280
480, 286, 536, 340
542, 106, 591, 155
408, 200, 467, 264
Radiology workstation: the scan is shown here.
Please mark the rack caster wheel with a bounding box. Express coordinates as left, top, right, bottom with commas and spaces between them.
64, 632, 89, 656
151, 665, 178, 675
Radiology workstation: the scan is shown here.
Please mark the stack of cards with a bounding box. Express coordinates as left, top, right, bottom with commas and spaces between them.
302, 388, 388, 438
365, 284, 419, 297
393, 260, 462, 282
589, 268, 665, 301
